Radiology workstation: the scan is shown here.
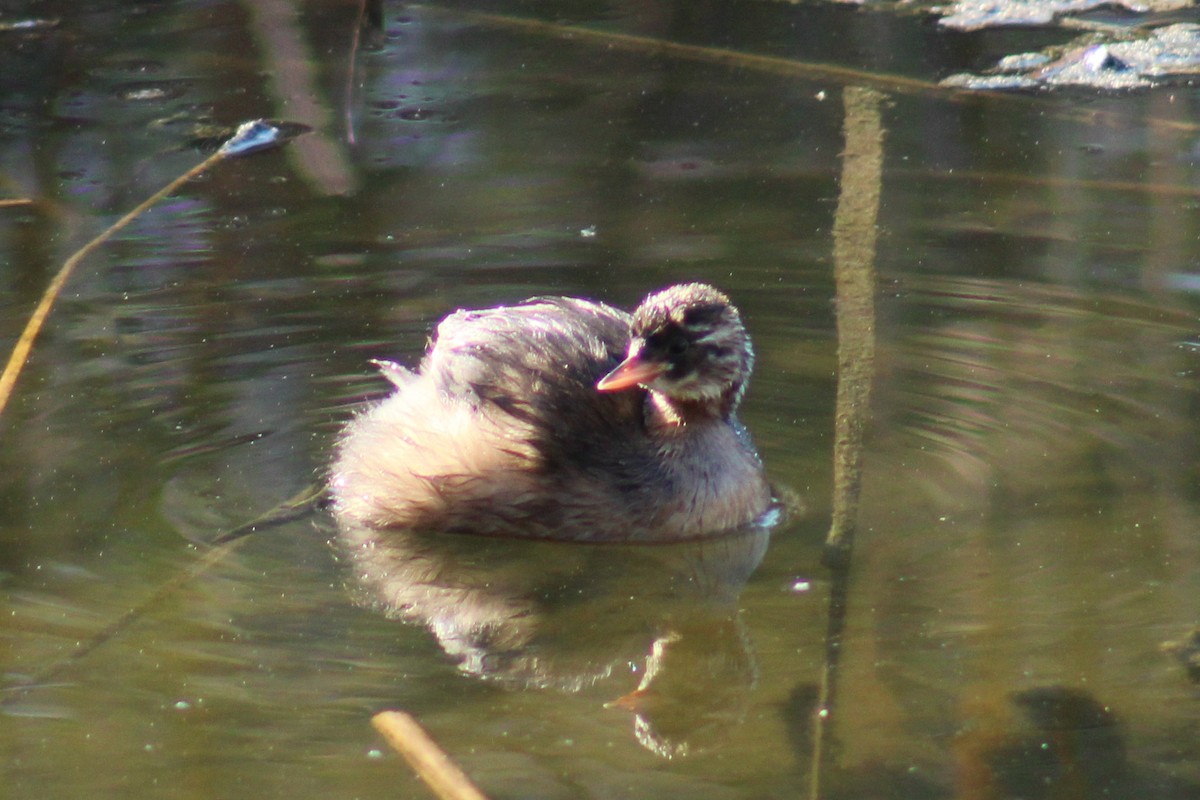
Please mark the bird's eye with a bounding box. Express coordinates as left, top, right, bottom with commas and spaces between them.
667, 335, 690, 356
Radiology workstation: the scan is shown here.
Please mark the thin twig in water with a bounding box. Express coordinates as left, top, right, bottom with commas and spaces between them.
210, 483, 327, 545
0, 120, 306, 706
372, 711, 491, 800
0, 120, 297, 419
344, 0, 384, 145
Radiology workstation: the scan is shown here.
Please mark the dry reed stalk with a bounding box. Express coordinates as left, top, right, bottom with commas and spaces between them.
372, 711, 491, 800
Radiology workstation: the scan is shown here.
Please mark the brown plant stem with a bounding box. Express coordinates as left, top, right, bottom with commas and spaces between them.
0, 150, 229, 418
372, 711, 491, 800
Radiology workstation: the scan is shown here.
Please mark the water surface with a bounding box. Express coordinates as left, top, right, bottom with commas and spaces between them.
2, 1, 1199, 798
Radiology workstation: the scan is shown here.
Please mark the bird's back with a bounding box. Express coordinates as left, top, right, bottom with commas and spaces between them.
424, 297, 648, 471
334, 298, 657, 539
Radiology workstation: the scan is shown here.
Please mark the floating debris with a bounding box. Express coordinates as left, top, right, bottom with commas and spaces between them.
186, 120, 312, 156
942, 23, 1200, 90
218, 119, 311, 157
0, 17, 59, 33
935, 0, 1190, 31
116, 81, 190, 103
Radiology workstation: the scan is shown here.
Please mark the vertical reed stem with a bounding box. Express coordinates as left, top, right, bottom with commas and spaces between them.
810, 85, 885, 800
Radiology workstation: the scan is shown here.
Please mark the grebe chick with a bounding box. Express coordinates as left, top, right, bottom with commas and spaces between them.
329, 283, 772, 542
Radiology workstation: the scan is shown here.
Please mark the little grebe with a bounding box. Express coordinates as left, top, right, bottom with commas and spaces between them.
329, 283, 773, 541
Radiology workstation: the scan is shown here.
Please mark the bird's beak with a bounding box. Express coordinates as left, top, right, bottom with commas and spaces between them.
596, 346, 666, 392
604, 687, 649, 711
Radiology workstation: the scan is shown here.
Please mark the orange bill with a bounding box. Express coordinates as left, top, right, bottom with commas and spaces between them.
596, 352, 667, 392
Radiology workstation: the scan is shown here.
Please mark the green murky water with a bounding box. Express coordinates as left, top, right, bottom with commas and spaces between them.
2, 2, 1199, 797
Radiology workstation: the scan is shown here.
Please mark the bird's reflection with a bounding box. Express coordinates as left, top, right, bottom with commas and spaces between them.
335, 520, 775, 756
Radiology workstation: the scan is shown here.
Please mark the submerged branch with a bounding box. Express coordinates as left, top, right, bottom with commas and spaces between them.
1, 537, 247, 707
210, 483, 327, 545
430, 6, 1199, 135
1, 481, 321, 708
443, 7, 937, 96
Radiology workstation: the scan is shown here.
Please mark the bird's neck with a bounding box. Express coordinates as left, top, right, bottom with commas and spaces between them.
646, 391, 723, 431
